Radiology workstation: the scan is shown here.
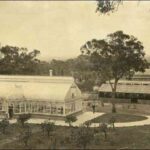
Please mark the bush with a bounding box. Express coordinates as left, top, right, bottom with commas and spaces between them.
19, 123, 32, 147
0, 118, 9, 134
41, 120, 55, 137
65, 115, 77, 126
99, 123, 108, 140
94, 133, 101, 145
75, 126, 94, 149
17, 114, 31, 127
83, 121, 91, 128
109, 116, 116, 130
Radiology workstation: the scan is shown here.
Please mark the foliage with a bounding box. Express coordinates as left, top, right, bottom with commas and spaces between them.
96, 0, 123, 14
99, 123, 108, 140
84, 121, 91, 128
19, 123, 32, 147
65, 115, 77, 126
75, 125, 94, 149
109, 116, 116, 129
17, 114, 31, 127
41, 120, 55, 137
0, 46, 41, 75
0, 118, 9, 134
49, 55, 103, 92
81, 30, 149, 112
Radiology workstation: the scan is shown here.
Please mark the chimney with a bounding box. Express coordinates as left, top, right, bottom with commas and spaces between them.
49, 69, 53, 76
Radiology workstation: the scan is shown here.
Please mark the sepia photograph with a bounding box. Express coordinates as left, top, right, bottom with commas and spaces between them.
0, 0, 150, 149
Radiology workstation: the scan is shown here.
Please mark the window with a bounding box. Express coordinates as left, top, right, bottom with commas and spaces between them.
72, 93, 75, 99
20, 103, 25, 113
38, 104, 44, 113
45, 105, 51, 113
14, 104, 20, 113
32, 103, 37, 113
57, 106, 63, 115
26, 103, 31, 113
0, 102, 2, 111
51, 106, 57, 114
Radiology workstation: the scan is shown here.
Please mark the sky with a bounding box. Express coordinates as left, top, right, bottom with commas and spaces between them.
0, 1, 150, 61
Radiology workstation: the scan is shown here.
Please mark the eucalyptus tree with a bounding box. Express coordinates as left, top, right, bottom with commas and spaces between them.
81, 30, 149, 112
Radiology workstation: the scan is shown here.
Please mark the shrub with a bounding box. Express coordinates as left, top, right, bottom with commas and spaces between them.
0, 118, 9, 134
17, 114, 31, 127
109, 116, 116, 130
83, 121, 91, 128
65, 115, 77, 126
75, 125, 94, 149
94, 133, 101, 145
99, 123, 108, 140
41, 120, 55, 137
19, 124, 32, 147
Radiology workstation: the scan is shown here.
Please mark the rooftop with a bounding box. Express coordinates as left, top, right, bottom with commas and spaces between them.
0, 75, 74, 83
99, 83, 150, 94
0, 75, 76, 102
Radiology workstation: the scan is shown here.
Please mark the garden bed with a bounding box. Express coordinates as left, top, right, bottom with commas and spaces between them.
87, 113, 147, 123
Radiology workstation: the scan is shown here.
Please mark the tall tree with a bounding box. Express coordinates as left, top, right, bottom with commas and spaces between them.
0, 45, 40, 75
81, 30, 149, 112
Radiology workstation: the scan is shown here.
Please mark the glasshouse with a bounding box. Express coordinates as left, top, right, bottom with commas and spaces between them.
0, 75, 83, 119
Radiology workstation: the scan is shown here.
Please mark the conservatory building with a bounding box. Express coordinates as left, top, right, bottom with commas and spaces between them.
0, 75, 83, 119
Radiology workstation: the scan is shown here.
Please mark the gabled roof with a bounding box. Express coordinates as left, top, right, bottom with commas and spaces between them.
0, 75, 76, 102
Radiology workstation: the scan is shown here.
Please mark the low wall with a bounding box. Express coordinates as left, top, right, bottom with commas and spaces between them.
12, 110, 83, 121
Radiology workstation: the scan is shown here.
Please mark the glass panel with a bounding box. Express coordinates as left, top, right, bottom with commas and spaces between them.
45, 104, 51, 113
57, 106, 63, 115
0, 101, 2, 111
26, 103, 31, 113
38, 104, 44, 113
14, 103, 20, 113
20, 103, 25, 113
51, 106, 57, 114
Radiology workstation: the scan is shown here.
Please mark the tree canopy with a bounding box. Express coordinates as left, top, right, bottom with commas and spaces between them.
81, 30, 148, 91
96, 0, 123, 14
81, 30, 149, 111
0, 46, 41, 75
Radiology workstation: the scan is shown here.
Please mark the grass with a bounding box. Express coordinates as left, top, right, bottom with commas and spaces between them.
87, 113, 147, 123
1, 124, 150, 149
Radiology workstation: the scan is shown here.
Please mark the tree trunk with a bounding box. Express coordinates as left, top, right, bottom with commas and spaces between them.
83, 143, 87, 149
111, 91, 116, 113
112, 123, 115, 130
111, 79, 118, 113
48, 131, 50, 137
104, 131, 107, 140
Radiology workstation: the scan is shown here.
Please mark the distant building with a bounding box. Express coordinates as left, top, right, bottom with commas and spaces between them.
0, 75, 83, 119
98, 69, 150, 103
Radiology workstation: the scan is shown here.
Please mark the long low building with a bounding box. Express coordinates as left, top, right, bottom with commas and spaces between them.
98, 69, 150, 103
0, 75, 83, 119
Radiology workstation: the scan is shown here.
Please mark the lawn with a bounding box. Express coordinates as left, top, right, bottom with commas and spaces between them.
1, 123, 150, 149
87, 113, 147, 123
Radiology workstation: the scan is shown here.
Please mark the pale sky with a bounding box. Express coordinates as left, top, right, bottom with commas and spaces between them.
0, 1, 150, 61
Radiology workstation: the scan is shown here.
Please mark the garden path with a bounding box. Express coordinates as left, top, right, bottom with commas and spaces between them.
6, 112, 150, 128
